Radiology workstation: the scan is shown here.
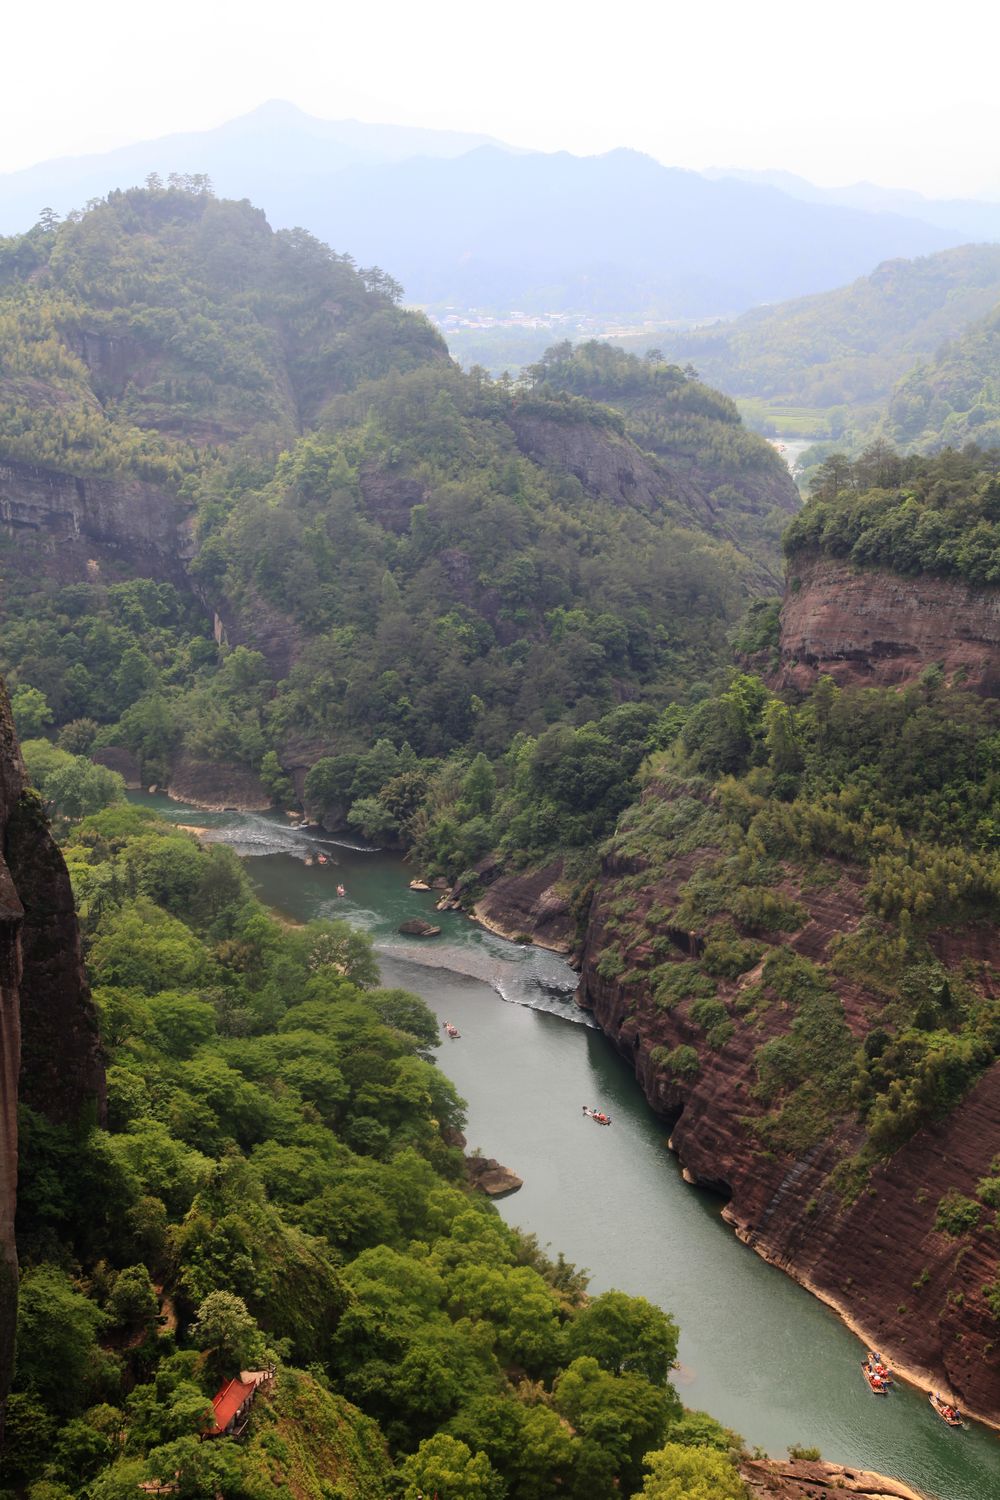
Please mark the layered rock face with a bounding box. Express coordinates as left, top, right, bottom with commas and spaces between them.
0, 458, 191, 582
465, 857, 575, 953
167, 753, 271, 812
575, 782, 1000, 1424
778, 555, 1000, 695
0, 681, 105, 1437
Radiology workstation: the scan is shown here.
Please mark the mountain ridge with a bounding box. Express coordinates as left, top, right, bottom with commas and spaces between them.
0, 108, 964, 323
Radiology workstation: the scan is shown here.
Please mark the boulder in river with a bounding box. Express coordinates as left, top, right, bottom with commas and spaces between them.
398, 917, 442, 937
408, 878, 431, 891
467, 1156, 523, 1197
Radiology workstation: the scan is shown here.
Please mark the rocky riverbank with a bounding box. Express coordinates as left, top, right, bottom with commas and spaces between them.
739, 1456, 927, 1499
446, 855, 576, 952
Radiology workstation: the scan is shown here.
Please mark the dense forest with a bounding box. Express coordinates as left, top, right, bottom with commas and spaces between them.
0, 186, 795, 816
784, 444, 1000, 583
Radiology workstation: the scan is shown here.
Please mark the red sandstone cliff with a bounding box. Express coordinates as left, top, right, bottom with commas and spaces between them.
448, 855, 576, 953
0, 681, 105, 1439
777, 555, 1000, 695
575, 779, 1000, 1426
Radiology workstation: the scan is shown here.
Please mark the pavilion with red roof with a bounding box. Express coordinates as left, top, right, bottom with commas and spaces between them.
202, 1369, 273, 1439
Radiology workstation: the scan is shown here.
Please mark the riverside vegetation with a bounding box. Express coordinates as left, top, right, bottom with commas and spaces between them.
2, 798, 747, 1499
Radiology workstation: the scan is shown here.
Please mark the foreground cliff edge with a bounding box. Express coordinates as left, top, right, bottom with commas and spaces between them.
0, 679, 106, 1440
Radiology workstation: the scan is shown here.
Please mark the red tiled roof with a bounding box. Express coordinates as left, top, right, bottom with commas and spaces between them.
208, 1376, 256, 1432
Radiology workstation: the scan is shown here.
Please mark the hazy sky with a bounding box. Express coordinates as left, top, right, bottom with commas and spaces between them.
5, 0, 999, 197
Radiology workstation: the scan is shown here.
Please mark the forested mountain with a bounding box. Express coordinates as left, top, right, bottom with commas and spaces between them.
0, 181, 444, 460
0, 108, 961, 321
634, 245, 1000, 431
525, 341, 798, 558
0, 186, 796, 827
884, 301, 1000, 451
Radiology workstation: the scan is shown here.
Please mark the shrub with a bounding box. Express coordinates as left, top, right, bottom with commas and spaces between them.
689, 998, 727, 1032
596, 948, 625, 981
651, 1044, 701, 1079
701, 933, 764, 978
935, 1191, 981, 1238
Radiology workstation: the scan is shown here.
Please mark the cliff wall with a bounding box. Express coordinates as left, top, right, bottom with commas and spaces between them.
0, 457, 190, 557
778, 555, 1000, 695
0, 681, 105, 1439
167, 753, 271, 812
575, 780, 1000, 1424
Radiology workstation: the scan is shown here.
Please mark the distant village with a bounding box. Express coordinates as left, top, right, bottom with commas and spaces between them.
426, 306, 681, 340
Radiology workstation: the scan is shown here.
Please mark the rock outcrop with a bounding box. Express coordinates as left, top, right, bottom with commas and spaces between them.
778, 555, 1000, 695
507, 409, 676, 516
466, 1155, 523, 1197
0, 457, 191, 584
575, 779, 1000, 1425
740, 1456, 925, 1499
450, 856, 575, 953
167, 755, 271, 812
0, 680, 105, 1439
398, 918, 442, 937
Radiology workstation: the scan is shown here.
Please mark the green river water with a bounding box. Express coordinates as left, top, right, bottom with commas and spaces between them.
134, 796, 1000, 1499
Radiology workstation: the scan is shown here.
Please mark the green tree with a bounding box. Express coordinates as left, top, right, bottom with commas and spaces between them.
44, 758, 126, 819
565, 1290, 679, 1384
259, 749, 295, 806
553, 1356, 677, 1496
11, 684, 53, 738
633, 1441, 746, 1499
106, 1265, 159, 1335
144, 1434, 246, 1499
462, 753, 497, 815
14, 1266, 111, 1415
57, 717, 99, 754
190, 1291, 267, 1377
398, 1433, 505, 1499
88, 900, 209, 993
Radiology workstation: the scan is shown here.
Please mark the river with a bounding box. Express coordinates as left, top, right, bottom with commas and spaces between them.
134, 796, 1000, 1499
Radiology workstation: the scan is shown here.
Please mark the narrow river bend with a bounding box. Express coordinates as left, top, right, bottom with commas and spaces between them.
133, 798, 1000, 1500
